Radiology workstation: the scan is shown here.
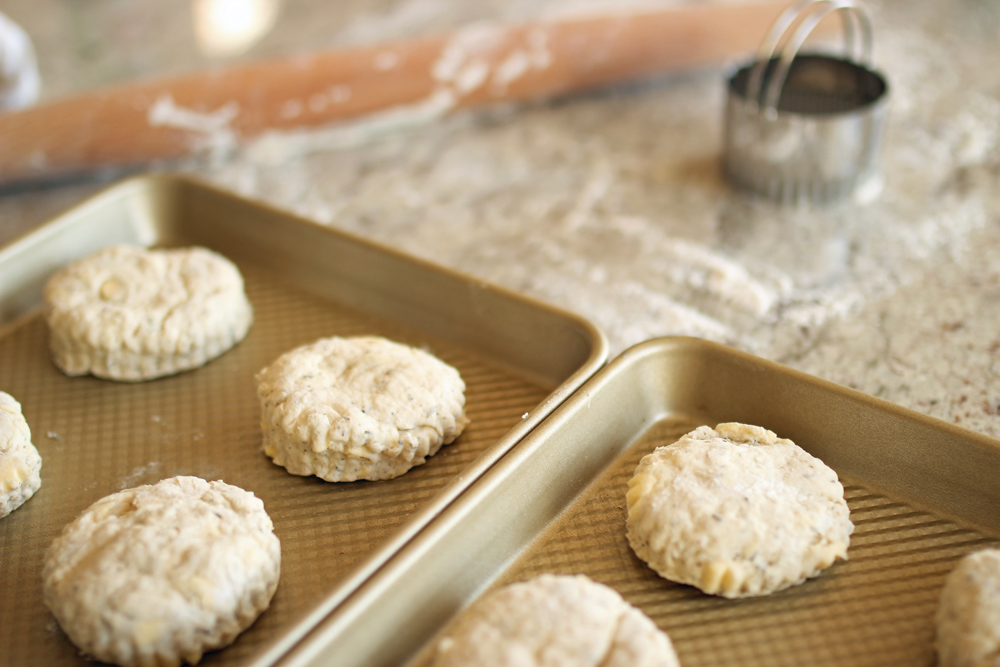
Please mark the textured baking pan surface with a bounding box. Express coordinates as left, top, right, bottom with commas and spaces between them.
303, 337, 1000, 667
0, 175, 606, 667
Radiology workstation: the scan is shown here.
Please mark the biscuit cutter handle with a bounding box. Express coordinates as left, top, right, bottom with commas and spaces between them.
0, 1, 795, 188
746, 0, 874, 115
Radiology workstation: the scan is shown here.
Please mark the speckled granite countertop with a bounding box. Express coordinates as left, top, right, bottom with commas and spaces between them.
2, 0, 999, 436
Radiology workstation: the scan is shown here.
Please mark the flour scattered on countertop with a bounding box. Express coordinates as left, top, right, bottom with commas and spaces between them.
242, 89, 460, 166
788, 213, 1000, 440
190, 0, 1000, 451
116, 461, 162, 490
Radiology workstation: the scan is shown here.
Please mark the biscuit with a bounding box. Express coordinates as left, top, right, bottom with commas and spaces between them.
626, 422, 852, 598
43, 476, 280, 667
0, 391, 41, 518
256, 336, 469, 482
44, 244, 253, 381
936, 548, 1000, 667
430, 574, 680, 667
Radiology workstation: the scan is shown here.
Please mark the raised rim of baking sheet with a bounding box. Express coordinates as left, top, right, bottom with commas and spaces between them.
0, 174, 608, 666
285, 336, 1000, 667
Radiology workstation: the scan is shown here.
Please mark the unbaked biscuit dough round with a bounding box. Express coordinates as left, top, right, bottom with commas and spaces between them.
936, 548, 1000, 667
43, 476, 280, 667
256, 336, 469, 482
0, 391, 41, 518
44, 244, 253, 381
430, 574, 680, 667
626, 422, 853, 598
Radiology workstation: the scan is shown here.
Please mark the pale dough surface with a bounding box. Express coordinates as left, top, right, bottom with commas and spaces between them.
256, 335, 469, 482
43, 476, 280, 667
44, 244, 253, 381
430, 574, 680, 667
0, 391, 40, 518
626, 422, 853, 598
936, 548, 1000, 667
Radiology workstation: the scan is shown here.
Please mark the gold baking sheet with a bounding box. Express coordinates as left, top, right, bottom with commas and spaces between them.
0, 175, 607, 667
294, 337, 1000, 667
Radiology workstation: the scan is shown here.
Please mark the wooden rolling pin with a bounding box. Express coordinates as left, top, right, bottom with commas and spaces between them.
0, 1, 794, 187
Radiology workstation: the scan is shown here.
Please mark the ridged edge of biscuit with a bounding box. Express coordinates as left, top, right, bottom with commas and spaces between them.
256, 336, 469, 482
49, 306, 252, 381
625, 423, 852, 598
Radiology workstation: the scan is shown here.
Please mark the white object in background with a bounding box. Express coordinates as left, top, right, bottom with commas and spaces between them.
0, 11, 40, 111
193, 0, 280, 58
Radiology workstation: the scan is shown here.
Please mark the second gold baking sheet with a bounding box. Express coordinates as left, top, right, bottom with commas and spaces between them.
293, 337, 1000, 667
0, 175, 607, 667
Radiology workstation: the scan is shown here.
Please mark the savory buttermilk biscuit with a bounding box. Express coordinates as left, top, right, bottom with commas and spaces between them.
44, 244, 253, 381
626, 422, 852, 598
430, 574, 680, 667
936, 548, 1000, 667
256, 335, 469, 482
0, 391, 41, 518
43, 476, 280, 667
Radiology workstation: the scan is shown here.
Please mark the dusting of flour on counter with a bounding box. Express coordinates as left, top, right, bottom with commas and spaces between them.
190, 0, 1000, 390
115, 460, 162, 490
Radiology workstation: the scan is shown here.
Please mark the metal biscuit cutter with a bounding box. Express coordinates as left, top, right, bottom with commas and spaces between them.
722, 0, 889, 205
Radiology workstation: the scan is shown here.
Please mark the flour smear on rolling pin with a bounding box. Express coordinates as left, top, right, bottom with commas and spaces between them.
250, 22, 557, 165
148, 94, 241, 156
144, 18, 558, 165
